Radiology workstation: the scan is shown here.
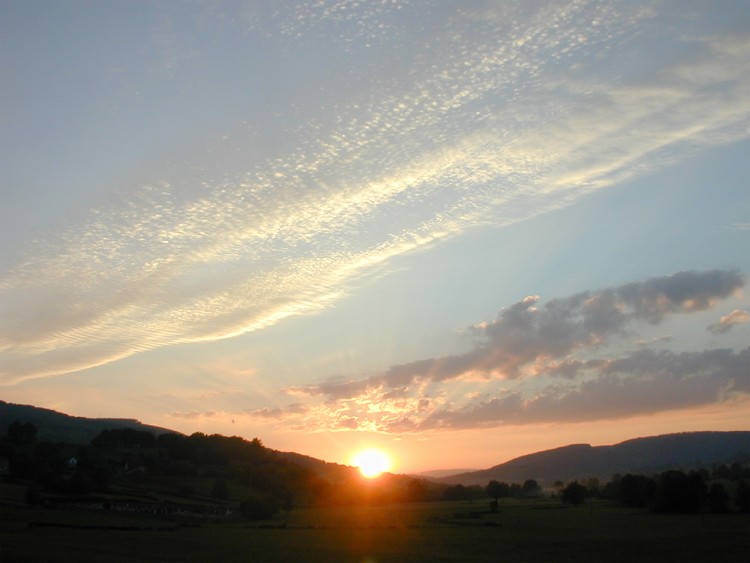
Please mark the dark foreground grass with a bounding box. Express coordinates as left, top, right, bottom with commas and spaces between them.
2, 497, 748, 562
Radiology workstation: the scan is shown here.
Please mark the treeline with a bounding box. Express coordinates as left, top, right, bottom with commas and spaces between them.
3, 422, 748, 520
444, 479, 543, 502
603, 469, 748, 513
3, 423, 327, 516
550, 467, 749, 513
0, 423, 431, 518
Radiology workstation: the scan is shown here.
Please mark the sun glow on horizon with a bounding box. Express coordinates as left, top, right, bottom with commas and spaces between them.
351, 448, 392, 479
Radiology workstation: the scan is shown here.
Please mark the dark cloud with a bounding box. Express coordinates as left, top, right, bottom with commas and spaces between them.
419, 347, 750, 430
538, 358, 605, 379
471, 270, 744, 370
601, 347, 748, 381
616, 270, 744, 322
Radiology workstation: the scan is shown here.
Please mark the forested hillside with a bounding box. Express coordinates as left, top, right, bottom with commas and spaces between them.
440, 432, 750, 485
0, 400, 174, 445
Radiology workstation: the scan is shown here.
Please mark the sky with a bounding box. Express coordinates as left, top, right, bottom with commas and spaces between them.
1, 0, 749, 474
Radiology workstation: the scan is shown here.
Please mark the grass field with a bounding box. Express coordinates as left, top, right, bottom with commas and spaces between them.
2, 486, 748, 562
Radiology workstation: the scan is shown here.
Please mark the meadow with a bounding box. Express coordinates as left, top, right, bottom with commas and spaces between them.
2, 482, 747, 563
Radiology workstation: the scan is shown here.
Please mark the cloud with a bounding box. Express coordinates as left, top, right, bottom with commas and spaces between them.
243, 403, 308, 420
2, 2, 749, 382
302, 270, 744, 399
708, 309, 750, 334
168, 403, 309, 425
302, 344, 750, 433
288, 270, 747, 433
420, 347, 750, 430
295, 390, 443, 434
169, 410, 217, 420
635, 335, 673, 347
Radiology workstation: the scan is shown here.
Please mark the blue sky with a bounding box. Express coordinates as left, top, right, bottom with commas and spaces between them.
2, 0, 749, 472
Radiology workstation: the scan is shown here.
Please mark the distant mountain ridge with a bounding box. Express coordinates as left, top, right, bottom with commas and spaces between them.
0, 400, 177, 445
413, 469, 479, 479
439, 431, 750, 486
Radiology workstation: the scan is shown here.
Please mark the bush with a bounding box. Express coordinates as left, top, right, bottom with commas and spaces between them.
240, 494, 279, 520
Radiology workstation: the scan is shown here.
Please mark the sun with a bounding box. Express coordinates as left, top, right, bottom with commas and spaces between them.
351, 448, 392, 479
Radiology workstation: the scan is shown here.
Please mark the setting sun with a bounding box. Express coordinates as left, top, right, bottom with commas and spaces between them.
351, 448, 392, 479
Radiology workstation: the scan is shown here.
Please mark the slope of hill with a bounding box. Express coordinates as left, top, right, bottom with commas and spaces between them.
4, 400, 747, 491
0, 400, 178, 445
0, 400, 432, 509
0, 400, 357, 482
276, 449, 360, 481
413, 469, 479, 480
439, 431, 750, 486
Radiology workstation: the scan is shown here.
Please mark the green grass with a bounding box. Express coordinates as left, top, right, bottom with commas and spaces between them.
2, 494, 748, 562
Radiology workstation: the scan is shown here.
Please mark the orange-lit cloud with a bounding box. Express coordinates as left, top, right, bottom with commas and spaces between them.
708, 309, 750, 334
275, 270, 747, 433
419, 347, 750, 431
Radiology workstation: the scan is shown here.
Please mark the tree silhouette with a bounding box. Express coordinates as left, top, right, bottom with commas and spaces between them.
443, 484, 469, 501
486, 480, 509, 512
406, 479, 426, 502
586, 477, 600, 498
562, 481, 587, 506
240, 494, 279, 519
654, 470, 705, 513
735, 480, 749, 513
522, 479, 541, 498
707, 482, 729, 513
211, 479, 229, 500
618, 474, 657, 508
486, 480, 509, 501
92, 428, 155, 449
6, 421, 37, 445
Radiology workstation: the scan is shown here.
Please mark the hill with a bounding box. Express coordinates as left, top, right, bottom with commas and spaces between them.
0, 400, 178, 445
4, 400, 747, 491
0, 400, 374, 485
0, 400, 437, 514
413, 468, 479, 480
438, 431, 750, 486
